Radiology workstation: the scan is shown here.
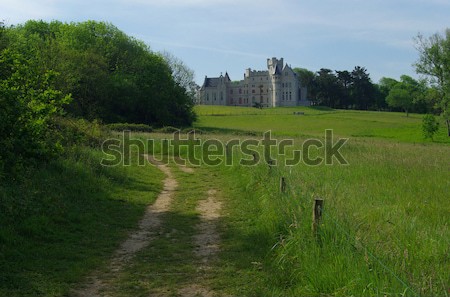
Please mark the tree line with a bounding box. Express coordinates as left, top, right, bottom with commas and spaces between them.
0, 20, 196, 170
294, 28, 449, 136
295, 67, 430, 114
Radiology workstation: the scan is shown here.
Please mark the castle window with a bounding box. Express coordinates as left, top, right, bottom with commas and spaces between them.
239, 89, 242, 94
252, 89, 255, 94
289, 92, 292, 100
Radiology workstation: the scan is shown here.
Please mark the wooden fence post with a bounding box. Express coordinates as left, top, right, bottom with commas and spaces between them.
312, 198, 324, 237
280, 177, 286, 193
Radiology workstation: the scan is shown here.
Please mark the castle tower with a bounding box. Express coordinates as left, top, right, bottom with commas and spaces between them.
267, 57, 283, 107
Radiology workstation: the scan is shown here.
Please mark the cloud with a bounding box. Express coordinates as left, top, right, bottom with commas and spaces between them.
141, 36, 269, 59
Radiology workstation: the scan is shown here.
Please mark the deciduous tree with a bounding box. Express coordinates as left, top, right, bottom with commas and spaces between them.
415, 29, 450, 136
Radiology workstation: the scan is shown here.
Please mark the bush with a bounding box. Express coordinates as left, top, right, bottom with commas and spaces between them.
0, 49, 71, 171
181, 128, 204, 134
155, 126, 180, 133
422, 114, 439, 140
106, 123, 153, 133
53, 117, 107, 148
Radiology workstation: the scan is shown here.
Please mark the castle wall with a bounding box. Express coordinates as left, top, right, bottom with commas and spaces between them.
199, 58, 308, 107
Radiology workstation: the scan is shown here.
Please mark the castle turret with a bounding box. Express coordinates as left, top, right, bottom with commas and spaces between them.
267, 57, 283, 106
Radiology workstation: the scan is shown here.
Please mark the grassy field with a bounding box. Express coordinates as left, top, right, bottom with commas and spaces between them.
1, 106, 448, 296
188, 106, 449, 295
194, 105, 450, 143
119, 125, 449, 296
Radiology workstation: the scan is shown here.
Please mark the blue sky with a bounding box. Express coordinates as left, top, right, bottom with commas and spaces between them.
1, 0, 449, 85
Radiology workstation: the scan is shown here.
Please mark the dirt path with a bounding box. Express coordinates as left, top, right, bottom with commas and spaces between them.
178, 188, 223, 297
72, 154, 177, 297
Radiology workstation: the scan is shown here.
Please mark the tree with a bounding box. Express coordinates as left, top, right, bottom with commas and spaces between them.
6, 20, 196, 127
422, 114, 439, 140
293, 67, 316, 99
386, 85, 412, 116
414, 29, 450, 136
160, 51, 197, 101
351, 66, 375, 110
385, 75, 425, 117
336, 70, 352, 108
315, 68, 340, 107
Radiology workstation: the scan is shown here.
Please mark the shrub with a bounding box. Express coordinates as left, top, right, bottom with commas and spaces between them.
155, 126, 180, 133
106, 123, 153, 133
52, 117, 107, 148
422, 114, 439, 140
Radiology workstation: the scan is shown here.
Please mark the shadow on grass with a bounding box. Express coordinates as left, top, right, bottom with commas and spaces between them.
0, 149, 162, 297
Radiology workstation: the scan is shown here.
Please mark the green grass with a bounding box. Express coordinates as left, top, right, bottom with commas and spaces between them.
194, 105, 450, 143
101, 132, 449, 296
0, 147, 164, 296
2, 104, 449, 296
208, 138, 449, 296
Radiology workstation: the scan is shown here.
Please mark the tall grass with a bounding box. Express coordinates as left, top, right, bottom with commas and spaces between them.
203, 135, 449, 296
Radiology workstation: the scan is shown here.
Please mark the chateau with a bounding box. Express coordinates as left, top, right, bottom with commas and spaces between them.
197, 57, 309, 107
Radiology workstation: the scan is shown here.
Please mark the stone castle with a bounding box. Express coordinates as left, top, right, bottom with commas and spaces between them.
197, 57, 308, 107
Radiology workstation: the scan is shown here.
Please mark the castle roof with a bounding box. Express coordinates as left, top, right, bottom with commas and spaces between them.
201, 72, 231, 89
203, 77, 220, 88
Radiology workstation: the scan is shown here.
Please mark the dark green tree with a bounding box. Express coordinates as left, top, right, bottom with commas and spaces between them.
351, 66, 375, 110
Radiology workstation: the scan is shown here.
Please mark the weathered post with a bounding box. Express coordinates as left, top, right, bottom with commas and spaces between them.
280, 177, 286, 193
312, 198, 324, 237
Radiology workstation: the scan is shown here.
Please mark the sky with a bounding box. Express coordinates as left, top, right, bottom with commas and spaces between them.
1, 0, 449, 85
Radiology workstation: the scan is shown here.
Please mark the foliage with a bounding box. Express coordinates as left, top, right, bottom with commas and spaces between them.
0, 46, 71, 170
422, 114, 439, 139
160, 50, 198, 101
5, 20, 196, 128
155, 126, 180, 133
295, 66, 378, 110
385, 75, 426, 117
414, 29, 450, 136
106, 123, 153, 132
53, 117, 107, 147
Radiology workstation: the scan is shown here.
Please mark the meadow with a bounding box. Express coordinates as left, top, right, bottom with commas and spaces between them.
0, 106, 448, 296
189, 106, 449, 296
194, 105, 450, 143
